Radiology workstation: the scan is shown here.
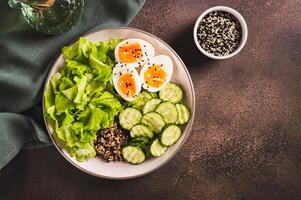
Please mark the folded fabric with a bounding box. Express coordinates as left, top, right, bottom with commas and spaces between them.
0, 0, 145, 169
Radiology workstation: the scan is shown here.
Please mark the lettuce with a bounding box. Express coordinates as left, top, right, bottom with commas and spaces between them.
44, 37, 123, 161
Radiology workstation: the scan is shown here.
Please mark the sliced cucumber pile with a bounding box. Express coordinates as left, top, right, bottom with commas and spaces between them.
121, 83, 191, 164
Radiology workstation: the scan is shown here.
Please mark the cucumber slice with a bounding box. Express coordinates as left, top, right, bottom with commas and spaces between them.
130, 124, 154, 138
139, 91, 153, 100
119, 108, 142, 130
122, 146, 145, 164
150, 92, 158, 98
150, 139, 167, 157
159, 83, 183, 103
176, 104, 191, 124
160, 125, 181, 146
140, 112, 165, 133
156, 102, 178, 124
143, 98, 162, 114
132, 91, 153, 110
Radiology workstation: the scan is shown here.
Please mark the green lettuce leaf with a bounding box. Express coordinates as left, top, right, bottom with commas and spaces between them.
73, 143, 96, 162
55, 93, 75, 115
44, 84, 54, 111
45, 37, 122, 162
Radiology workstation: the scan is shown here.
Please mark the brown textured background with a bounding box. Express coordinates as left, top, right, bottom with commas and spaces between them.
1, 0, 301, 199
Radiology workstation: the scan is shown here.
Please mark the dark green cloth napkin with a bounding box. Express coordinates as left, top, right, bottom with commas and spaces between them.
0, 0, 145, 169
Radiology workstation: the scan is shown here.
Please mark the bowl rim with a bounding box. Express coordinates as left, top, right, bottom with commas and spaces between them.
42, 27, 196, 180
193, 6, 248, 59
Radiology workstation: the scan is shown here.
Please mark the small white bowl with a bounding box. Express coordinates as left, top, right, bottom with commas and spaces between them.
193, 6, 248, 59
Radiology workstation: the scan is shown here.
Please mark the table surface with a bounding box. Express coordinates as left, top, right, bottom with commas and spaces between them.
1, 0, 301, 199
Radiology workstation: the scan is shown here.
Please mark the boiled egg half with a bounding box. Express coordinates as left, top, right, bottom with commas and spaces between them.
112, 64, 142, 101
140, 55, 173, 92
114, 38, 155, 68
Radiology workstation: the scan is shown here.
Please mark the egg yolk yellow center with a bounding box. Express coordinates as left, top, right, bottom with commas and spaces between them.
118, 73, 136, 97
118, 43, 142, 63
144, 65, 167, 88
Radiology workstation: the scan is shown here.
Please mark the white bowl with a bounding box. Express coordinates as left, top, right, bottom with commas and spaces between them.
193, 6, 248, 59
43, 27, 195, 179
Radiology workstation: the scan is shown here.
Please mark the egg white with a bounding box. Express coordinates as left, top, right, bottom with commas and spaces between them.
140, 55, 173, 92
114, 38, 155, 68
112, 64, 141, 101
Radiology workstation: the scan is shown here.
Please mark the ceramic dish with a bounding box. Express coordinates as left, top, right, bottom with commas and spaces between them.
43, 27, 195, 179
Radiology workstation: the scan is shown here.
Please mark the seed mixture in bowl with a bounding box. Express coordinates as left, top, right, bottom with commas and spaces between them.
197, 11, 242, 56
94, 123, 130, 162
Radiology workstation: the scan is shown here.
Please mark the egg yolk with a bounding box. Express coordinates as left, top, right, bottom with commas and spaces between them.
118, 43, 142, 63
118, 73, 136, 97
144, 65, 167, 88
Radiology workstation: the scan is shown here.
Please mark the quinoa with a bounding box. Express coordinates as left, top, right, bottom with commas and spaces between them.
197, 11, 242, 56
94, 122, 130, 162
